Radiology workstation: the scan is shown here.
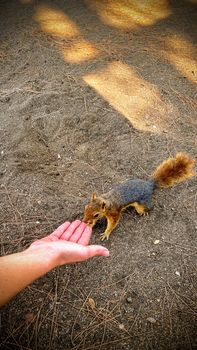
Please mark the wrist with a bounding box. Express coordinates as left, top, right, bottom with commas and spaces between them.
23, 244, 60, 272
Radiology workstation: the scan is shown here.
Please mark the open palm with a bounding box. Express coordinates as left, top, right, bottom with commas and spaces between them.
29, 220, 109, 265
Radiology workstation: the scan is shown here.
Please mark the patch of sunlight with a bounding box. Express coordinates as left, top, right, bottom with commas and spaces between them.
34, 5, 98, 63
61, 40, 99, 63
83, 62, 176, 133
34, 5, 79, 38
164, 35, 197, 84
85, 0, 170, 29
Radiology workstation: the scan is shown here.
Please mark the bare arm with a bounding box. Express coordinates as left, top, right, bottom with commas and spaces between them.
0, 246, 57, 307
0, 220, 109, 307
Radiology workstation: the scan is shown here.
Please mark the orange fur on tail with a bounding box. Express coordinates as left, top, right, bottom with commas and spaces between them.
152, 153, 195, 187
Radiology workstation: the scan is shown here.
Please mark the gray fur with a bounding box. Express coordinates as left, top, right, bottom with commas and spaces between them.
102, 179, 156, 209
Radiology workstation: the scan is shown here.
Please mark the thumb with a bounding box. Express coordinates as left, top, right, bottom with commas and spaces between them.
83, 245, 110, 260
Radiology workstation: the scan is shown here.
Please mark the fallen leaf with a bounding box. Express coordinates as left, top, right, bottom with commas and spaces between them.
88, 297, 96, 309
25, 313, 35, 323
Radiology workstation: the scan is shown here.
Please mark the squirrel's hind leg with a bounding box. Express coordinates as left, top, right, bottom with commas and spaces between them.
131, 202, 149, 216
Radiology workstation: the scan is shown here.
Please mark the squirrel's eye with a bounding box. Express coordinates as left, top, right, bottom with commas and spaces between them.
94, 213, 99, 218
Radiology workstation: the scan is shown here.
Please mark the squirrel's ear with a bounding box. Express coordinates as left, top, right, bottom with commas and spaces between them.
91, 192, 97, 201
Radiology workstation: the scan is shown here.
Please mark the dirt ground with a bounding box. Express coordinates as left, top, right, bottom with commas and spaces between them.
0, 1, 197, 349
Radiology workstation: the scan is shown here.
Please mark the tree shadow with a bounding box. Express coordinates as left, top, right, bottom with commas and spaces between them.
0, 1, 196, 137
12, 0, 195, 136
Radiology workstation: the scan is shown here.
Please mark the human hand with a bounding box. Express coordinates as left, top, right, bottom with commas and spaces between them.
28, 220, 109, 267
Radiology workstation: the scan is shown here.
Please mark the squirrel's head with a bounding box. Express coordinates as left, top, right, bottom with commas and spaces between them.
83, 192, 106, 227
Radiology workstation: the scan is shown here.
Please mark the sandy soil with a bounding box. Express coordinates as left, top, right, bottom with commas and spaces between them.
0, 1, 197, 349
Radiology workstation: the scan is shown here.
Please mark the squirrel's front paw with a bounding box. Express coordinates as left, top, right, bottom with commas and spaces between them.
100, 232, 110, 241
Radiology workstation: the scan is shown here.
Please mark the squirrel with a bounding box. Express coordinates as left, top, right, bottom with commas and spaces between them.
83, 153, 195, 241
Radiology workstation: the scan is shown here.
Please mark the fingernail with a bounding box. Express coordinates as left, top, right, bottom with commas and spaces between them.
75, 219, 81, 223
102, 250, 110, 257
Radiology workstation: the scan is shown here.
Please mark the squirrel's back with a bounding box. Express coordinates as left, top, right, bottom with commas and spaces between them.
102, 153, 195, 208
103, 179, 155, 208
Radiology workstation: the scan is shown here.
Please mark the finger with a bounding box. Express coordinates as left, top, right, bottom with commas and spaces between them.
77, 226, 92, 246
50, 221, 71, 239
61, 220, 82, 240
69, 222, 87, 243
81, 245, 110, 261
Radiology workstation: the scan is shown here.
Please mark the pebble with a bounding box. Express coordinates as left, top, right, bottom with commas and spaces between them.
175, 271, 181, 277
154, 239, 160, 245
118, 323, 125, 330
126, 297, 132, 303
147, 317, 156, 324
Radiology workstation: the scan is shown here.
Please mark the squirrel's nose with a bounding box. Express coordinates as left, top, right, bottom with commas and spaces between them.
87, 221, 93, 227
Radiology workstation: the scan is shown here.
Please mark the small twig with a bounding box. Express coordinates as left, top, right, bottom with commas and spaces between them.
71, 335, 133, 350
163, 240, 197, 251
84, 96, 88, 113
71, 291, 92, 346
166, 282, 197, 316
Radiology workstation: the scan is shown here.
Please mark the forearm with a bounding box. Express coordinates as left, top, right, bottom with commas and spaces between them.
0, 246, 58, 307
0, 220, 109, 307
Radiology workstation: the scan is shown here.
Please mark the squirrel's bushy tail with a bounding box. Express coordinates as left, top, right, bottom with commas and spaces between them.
152, 153, 195, 187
